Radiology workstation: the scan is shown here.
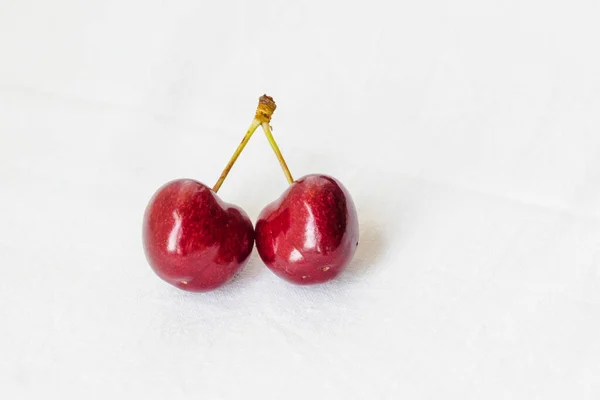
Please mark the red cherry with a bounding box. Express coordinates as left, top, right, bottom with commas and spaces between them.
142, 96, 273, 291
255, 174, 359, 284
143, 179, 254, 292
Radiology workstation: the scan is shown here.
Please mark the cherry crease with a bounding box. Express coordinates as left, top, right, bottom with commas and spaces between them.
255, 174, 359, 284
143, 179, 254, 292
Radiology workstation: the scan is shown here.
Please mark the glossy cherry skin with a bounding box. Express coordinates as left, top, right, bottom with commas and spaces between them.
255, 174, 359, 284
143, 179, 254, 292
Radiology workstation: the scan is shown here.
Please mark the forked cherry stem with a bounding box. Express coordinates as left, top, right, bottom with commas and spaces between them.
213, 94, 294, 193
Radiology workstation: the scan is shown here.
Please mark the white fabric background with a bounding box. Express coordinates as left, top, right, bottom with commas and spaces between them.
1, 0, 600, 398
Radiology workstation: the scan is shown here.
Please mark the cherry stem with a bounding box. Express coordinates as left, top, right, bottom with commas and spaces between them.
261, 121, 294, 185
212, 118, 261, 193
212, 94, 294, 192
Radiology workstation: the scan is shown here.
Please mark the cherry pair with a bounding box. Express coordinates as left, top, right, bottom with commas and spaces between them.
142, 96, 359, 292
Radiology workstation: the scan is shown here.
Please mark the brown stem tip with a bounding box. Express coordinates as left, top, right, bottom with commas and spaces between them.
255, 94, 277, 123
